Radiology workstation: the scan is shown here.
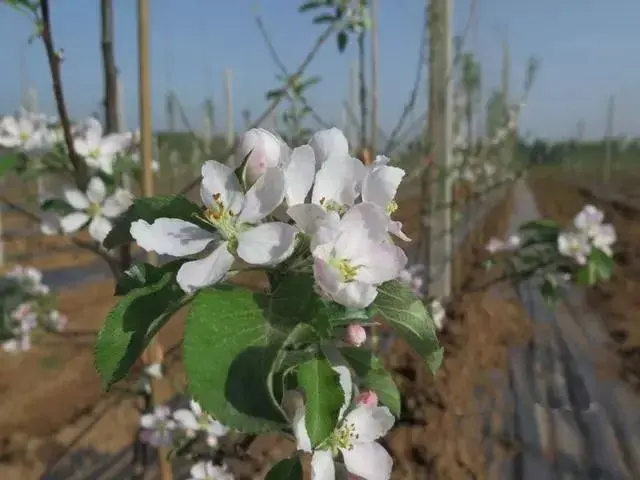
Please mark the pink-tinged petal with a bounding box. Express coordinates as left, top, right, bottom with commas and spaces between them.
309, 127, 349, 168
361, 165, 405, 208
286, 203, 329, 236
284, 145, 316, 205
311, 450, 336, 480
333, 282, 378, 309
200, 160, 244, 214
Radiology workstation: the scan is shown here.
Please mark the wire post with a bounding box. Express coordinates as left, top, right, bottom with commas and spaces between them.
137, 1, 170, 478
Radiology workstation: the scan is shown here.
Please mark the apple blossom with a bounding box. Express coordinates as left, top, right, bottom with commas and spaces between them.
140, 405, 177, 447
56, 177, 133, 243
73, 117, 133, 175
592, 223, 616, 256
360, 164, 410, 241
346, 323, 367, 347
0, 109, 51, 153
557, 231, 591, 265
311, 203, 407, 308
188, 461, 234, 480
308, 127, 350, 171
237, 128, 289, 186
573, 205, 604, 238
355, 391, 378, 407
130, 160, 299, 293
293, 365, 395, 480
429, 299, 445, 331
173, 400, 229, 445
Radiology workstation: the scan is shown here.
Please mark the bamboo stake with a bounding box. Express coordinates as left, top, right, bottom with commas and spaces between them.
137, 1, 170, 479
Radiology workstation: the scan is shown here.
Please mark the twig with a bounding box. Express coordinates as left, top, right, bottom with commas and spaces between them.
38, 0, 88, 189
177, 23, 338, 196
254, 14, 330, 129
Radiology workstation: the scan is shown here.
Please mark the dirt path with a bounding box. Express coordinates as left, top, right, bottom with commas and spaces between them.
498, 180, 640, 479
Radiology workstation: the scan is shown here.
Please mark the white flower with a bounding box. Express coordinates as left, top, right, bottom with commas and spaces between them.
2, 335, 31, 354
46, 310, 67, 331
130, 151, 160, 172
397, 265, 425, 298
592, 223, 616, 256
0, 109, 50, 153
237, 128, 289, 186
140, 405, 177, 447
130, 160, 299, 293
485, 234, 520, 254
10, 303, 38, 331
311, 203, 407, 309
429, 299, 445, 331
58, 177, 132, 243
173, 400, 229, 444
188, 461, 234, 480
308, 127, 350, 171
574, 205, 604, 238
557, 231, 591, 265
293, 365, 395, 480
360, 164, 410, 241
74, 118, 133, 175
286, 155, 367, 238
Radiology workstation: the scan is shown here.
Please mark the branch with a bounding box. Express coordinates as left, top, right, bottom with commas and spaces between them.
176, 23, 338, 196
38, 0, 88, 189
254, 14, 330, 129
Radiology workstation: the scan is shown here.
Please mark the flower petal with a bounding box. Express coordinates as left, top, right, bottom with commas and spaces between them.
311, 450, 336, 480
355, 241, 407, 285
237, 167, 286, 224
343, 405, 395, 443
100, 132, 132, 156
176, 242, 235, 293
341, 441, 393, 480
361, 165, 405, 208
86, 177, 107, 204
286, 203, 329, 236
89, 215, 113, 243
312, 157, 366, 208
63, 187, 90, 210
60, 212, 90, 234
333, 365, 353, 419
130, 218, 214, 256
200, 160, 244, 214
284, 145, 316, 205
332, 282, 378, 309
102, 191, 131, 218
292, 403, 312, 452
173, 409, 200, 431
309, 127, 349, 169
236, 222, 297, 265
239, 128, 286, 186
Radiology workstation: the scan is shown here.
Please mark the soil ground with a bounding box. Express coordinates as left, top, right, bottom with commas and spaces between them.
528, 169, 640, 392
0, 179, 531, 479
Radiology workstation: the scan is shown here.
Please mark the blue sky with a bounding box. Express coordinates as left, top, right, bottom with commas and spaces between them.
0, 0, 638, 141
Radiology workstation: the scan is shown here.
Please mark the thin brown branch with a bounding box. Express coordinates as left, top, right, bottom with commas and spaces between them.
38, 0, 88, 189
177, 23, 338, 196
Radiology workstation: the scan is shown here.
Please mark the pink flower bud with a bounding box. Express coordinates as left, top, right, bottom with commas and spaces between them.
345, 323, 366, 347
355, 390, 378, 407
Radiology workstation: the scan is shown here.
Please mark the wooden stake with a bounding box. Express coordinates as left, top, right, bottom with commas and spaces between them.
137, 1, 170, 479
370, 0, 379, 153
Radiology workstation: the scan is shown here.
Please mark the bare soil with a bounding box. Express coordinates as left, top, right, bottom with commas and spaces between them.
528, 170, 640, 392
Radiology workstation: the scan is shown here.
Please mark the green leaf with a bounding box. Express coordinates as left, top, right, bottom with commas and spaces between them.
114, 260, 185, 296
297, 356, 345, 446
540, 277, 558, 307
518, 219, 560, 244
264, 457, 303, 480
371, 280, 443, 374
102, 195, 204, 249
183, 287, 289, 433
268, 272, 319, 328
298, 0, 326, 13
340, 347, 401, 416
313, 13, 336, 24
337, 31, 348, 53
0, 154, 18, 177
589, 248, 613, 281
94, 267, 187, 389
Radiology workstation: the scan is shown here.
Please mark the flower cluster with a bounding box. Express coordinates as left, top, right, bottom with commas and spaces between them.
290, 365, 395, 480
1, 265, 66, 353
131, 127, 410, 308
140, 399, 234, 479
557, 205, 616, 265
485, 234, 521, 254
41, 176, 134, 243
